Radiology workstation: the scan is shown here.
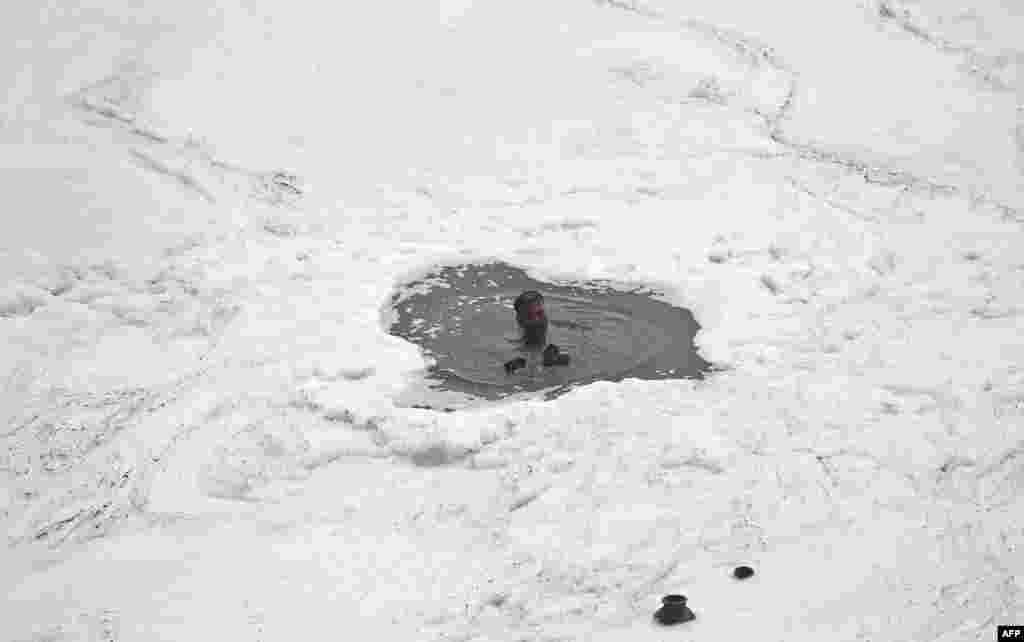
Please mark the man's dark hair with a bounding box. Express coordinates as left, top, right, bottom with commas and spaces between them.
513, 290, 544, 315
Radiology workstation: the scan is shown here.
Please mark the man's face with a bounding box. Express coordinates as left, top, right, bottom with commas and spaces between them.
523, 300, 546, 323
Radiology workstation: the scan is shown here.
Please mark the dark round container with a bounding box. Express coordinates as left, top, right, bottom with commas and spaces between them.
733, 565, 755, 580
653, 594, 695, 625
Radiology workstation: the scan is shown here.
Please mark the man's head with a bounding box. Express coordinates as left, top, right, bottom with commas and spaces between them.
513, 290, 548, 345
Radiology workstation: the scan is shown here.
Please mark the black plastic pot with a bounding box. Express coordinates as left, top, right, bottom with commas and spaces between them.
542, 344, 570, 367
653, 594, 695, 625
733, 565, 755, 580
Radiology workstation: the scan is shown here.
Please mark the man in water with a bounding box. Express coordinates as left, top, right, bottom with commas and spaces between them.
513, 290, 548, 346
505, 291, 569, 373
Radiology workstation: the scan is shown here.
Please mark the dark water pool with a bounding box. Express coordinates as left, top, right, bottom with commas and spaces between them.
388, 262, 712, 409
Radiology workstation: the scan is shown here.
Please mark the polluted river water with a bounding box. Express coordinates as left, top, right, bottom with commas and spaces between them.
388, 262, 714, 410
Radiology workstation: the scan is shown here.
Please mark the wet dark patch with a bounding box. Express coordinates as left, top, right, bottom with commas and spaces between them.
387, 262, 713, 409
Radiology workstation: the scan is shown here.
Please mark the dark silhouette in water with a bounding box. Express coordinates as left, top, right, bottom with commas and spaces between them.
514, 290, 548, 346
512, 291, 569, 368
542, 343, 570, 366
503, 357, 527, 374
